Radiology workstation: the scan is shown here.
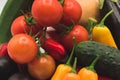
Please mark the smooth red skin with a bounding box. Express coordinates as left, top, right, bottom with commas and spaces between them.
28, 55, 56, 80
61, 25, 89, 51
0, 43, 8, 56
7, 34, 38, 64
60, 0, 82, 26
42, 38, 66, 61
31, 0, 63, 26
11, 15, 43, 36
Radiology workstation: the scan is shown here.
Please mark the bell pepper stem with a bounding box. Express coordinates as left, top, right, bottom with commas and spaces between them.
98, 9, 114, 27
86, 56, 99, 72
66, 37, 76, 66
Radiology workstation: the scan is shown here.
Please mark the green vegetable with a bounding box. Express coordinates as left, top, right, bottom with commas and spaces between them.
0, 0, 34, 44
75, 41, 120, 79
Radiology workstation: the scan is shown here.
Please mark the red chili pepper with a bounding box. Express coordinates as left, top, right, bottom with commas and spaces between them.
42, 38, 66, 61
0, 43, 8, 56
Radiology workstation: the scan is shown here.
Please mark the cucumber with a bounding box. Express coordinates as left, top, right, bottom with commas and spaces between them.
0, 0, 34, 43
75, 41, 120, 79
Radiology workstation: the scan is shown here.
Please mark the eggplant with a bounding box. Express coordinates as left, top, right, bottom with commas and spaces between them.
100, 0, 120, 49
0, 56, 18, 80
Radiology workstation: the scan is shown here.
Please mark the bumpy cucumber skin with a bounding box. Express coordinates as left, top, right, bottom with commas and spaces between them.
75, 41, 120, 79
0, 0, 34, 43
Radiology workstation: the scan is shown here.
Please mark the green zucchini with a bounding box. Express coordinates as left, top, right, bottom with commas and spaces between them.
0, 0, 34, 44
75, 41, 120, 79
100, 0, 120, 49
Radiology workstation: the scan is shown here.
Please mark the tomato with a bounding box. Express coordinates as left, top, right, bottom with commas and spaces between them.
31, 0, 63, 27
0, 43, 8, 56
11, 15, 43, 36
7, 34, 38, 64
60, 0, 82, 26
28, 54, 56, 80
61, 25, 89, 51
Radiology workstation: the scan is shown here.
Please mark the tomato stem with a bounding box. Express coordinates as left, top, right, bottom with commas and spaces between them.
66, 37, 76, 66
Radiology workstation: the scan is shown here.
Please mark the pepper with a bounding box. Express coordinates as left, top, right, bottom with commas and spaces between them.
0, 0, 34, 43
51, 37, 76, 80
42, 38, 66, 61
62, 57, 80, 80
78, 56, 99, 80
92, 9, 117, 48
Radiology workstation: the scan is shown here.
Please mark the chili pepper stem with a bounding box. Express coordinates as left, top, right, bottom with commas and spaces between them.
98, 9, 114, 27
86, 56, 99, 72
66, 37, 76, 66
70, 57, 77, 73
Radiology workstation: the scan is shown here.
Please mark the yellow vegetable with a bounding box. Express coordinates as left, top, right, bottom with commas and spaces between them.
92, 10, 117, 48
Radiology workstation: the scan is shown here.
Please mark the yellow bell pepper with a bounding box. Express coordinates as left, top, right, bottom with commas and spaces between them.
92, 9, 117, 48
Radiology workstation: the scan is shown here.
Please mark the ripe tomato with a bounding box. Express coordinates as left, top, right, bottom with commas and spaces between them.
60, 0, 82, 26
28, 54, 56, 80
11, 15, 43, 36
31, 0, 63, 26
61, 25, 89, 51
7, 34, 38, 64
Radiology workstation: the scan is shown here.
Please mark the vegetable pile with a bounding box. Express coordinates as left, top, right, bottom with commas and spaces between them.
0, 0, 120, 80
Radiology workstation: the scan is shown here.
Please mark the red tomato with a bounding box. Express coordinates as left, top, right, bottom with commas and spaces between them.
0, 43, 8, 56
28, 54, 56, 80
60, 0, 82, 26
31, 0, 63, 26
7, 34, 38, 64
11, 15, 43, 36
61, 25, 89, 51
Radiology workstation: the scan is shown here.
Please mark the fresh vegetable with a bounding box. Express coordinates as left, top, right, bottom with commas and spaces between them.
42, 38, 66, 61
75, 41, 120, 79
62, 57, 80, 80
0, 0, 34, 43
8, 72, 35, 80
0, 43, 8, 56
28, 54, 56, 80
78, 56, 99, 80
100, 0, 120, 49
92, 9, 117, 48
7, 33, 38, 64
11, 14, 42, 36
76, 0, 100, 25
60, 0, 82, 26
61, 24, 89, 51
31, 0, 63, 27
0, 56, 18, 80
51, 37, 76, 80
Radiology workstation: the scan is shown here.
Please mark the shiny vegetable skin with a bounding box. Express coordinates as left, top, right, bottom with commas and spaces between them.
0, 0, 34, 43
92, 10, 117, 48
100, 0, 120, 49
75, 41, 120, 79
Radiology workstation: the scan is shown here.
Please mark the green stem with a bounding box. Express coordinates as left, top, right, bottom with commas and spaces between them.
66, 37, 76, 66
86, 56, 99, 72
98, 9, 114, 27
58, 0, 64, 6
70, 57, 77, 73
99, 0, 105, 9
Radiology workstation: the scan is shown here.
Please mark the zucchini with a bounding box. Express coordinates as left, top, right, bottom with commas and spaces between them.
100, 0, 120, 49
0, 0, 34, 44
75, 41, 120, 79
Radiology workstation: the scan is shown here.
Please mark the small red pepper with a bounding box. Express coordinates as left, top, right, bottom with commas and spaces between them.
0, 43, 8, 56
42, 38, 66, 61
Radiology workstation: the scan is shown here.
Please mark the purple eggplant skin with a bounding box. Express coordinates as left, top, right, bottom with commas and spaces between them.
8, 73, 36, 80
0, 56, 18, 80
100, 0, 120, 49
